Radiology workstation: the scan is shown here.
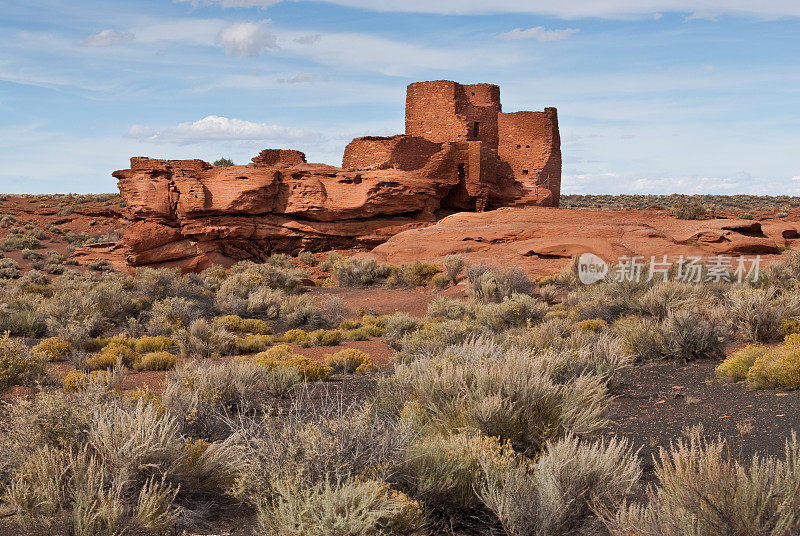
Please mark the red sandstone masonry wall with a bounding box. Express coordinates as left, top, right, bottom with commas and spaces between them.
406, 80, 467, 143
497, 108, 561, 204
343, 135, 442, 171
457, 83, 501, 148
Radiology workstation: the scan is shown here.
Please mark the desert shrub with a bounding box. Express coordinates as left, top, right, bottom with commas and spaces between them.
280, 294, 346, 330
319, 251, 343, 272
215, 314, 273, 335
473, 293, 549, 331
0, 257, 20, 279
63, 367, 123, 394
426, 296, 474, 320
670, 198, 707, 220
146, 296, 206, 335
443, 254, 464, 283
236, 334, 274, 354
310, 328, 344, 346
227, 261, 305, 294
133, 351, 176, 372
324, 348, 376, 374
382, 313, 423, 348
383, 346, 609, 455
86, 258, 112, 272
396, 319, 486, 362
726, 286, 800, 343
480, 434, 640, 536
398, 431, 516, 515
0, 334, 48, 390
393, 261, 440, 288
577, 318, 607, 332
178, 318, 237, 359
258, 478, 424, 536
298, 250, 316, 265
745, 341, 800, 390
0, 231, 41, 251
133, 335, 177, 353
213, 157, 234, 167
281, 328, 311, 346
336, 257, 390, 287
31, 337, 72, 361
635, 280, 707, 320
4, 401, 244, 533
249, 345, 332, 381
246, 287, 284, 319
20, 249, 42, 260
467, 266, 534, 303
163, 361, 301, 438
658, 309, 725, 361
82, 342, 136, 371
716, 344, 767, 382
603, 430, 800, 536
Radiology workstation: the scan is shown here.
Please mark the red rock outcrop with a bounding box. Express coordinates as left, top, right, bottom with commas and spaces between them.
116, 80, 562, 270
372, 207, 799, 279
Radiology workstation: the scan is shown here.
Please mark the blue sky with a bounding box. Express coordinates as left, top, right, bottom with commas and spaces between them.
1, 0, 798, 194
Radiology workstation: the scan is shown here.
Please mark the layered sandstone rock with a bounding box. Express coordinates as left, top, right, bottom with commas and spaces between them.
372, 207, 797, 279
115, 80, 562, 271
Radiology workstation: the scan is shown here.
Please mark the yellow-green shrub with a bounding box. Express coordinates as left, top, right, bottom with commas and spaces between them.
783, 318, 800, 337
236, 334, 274, 354
63, 369, 108, 393
215, 315, 273, 335
134, 335, 177, 353
324, 348, 376, 374
310, 329, 344, 346
247, 345, 332, 381
576, 318, 607, 332
134, 351, 176, 372
716, 344, 767, 382
31, 337, 72, 361
281, 328, 311, 347
82, 342, 136, 371
746, 345, 800, 390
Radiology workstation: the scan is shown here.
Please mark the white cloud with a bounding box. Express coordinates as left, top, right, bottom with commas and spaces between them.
216, 22, 277, 56
685, 11, 720, 21
653, 13, 663, 20
498, 26, 579, 41
182, 1, 800, 19
81, 29, 134, 47
126, 115, 324, 145
792, 176, 800, 182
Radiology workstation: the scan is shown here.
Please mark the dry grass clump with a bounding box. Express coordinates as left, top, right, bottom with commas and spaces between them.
324, 348, 377, 374
602, 429, 800, 536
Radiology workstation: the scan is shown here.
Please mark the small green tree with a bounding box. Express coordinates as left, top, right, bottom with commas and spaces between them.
213, 157, 234, 167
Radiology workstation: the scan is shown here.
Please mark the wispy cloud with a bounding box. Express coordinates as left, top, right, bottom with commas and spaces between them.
276, 72, 329, 84
126, 115, 324, 145
80, 29, 134, 47
179, 0, 800, 19
498, 26, 579, 41
216, 21, 278, 56
685, 11, 720, 21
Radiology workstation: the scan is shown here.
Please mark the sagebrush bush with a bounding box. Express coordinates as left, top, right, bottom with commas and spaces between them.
480, 434, 640, 536
727, 287, 800, 343
257, 477, 424, 536
443, 254, 464, 283
0, 257, 20, 278
467, 265, 534, 303
0, 333, 49, 390
670, 198, 707, 220
178, 318, 237, 359
603, 430, 800, 536
336, 257, 389, 287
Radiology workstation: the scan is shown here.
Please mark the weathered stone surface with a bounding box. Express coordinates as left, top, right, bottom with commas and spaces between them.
115, 80, 561, 270
371, 208, 795, 278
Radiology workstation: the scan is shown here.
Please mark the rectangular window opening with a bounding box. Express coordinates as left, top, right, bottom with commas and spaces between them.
472, 121, 480, 137
522, 169, 529, 175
